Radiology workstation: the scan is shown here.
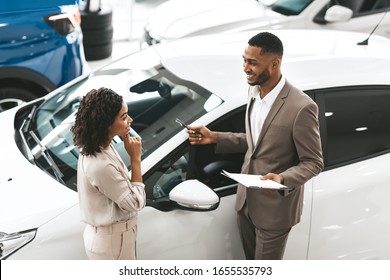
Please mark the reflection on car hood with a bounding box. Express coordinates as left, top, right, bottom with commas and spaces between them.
0, 108, 78, 233
147, 0, 281, 39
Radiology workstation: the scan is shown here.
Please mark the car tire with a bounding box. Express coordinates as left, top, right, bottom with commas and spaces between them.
80, 6, 113, 30
82, 25, 114, 46
80, 5, 113, 61
83, 43, 113, 61
0, 87, 36, 112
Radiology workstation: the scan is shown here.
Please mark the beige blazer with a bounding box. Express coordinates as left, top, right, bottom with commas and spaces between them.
216, 80, 323, 230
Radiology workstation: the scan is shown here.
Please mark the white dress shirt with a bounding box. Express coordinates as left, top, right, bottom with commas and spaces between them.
250, 77, 286, 145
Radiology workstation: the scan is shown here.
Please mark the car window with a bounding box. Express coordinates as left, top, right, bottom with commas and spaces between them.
371, 0, 390, 11
271, 0, 314, 16
317, 86, 390, 168
143, 106, 246, 208
314, 0, 389, 23
21, 49, 224, 191
340, 0, 390, 15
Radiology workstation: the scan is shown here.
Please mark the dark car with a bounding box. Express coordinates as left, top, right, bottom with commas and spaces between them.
0, 0, 86, 112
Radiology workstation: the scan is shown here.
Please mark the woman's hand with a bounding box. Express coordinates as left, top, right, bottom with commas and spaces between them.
124, 134, 142, 163
123, 134, 143, 183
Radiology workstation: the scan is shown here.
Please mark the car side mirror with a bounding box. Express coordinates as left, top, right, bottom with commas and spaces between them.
169, 180, 219, 211
324, 5, 353, 22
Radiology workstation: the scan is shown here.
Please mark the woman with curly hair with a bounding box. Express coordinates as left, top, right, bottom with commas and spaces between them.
71, 87, 145, 260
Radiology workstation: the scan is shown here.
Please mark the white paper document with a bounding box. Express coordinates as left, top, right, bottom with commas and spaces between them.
221, 170, 289, 190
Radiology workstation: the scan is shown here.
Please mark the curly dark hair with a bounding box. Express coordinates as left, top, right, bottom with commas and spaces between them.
248, 32, 283, 58
71, 87, 123, 156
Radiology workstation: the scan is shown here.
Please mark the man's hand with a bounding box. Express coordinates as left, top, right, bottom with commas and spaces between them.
261, 172, 284, 194
187, 125, 218, 145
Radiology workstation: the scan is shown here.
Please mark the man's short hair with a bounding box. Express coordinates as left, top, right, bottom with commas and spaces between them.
248, 32, 283, 57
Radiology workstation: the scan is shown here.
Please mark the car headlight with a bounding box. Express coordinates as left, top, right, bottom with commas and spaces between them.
0, 229, 36, 260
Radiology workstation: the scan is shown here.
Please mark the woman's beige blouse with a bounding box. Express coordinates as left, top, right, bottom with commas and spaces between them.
77, 144, 146, 227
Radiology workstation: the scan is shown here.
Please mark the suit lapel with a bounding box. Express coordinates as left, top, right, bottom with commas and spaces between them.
253, 82, 290, 153
246, 97, 256, 150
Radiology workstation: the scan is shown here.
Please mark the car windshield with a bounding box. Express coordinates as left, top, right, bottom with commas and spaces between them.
270, 0, 314, 15
24, 47, 223, 191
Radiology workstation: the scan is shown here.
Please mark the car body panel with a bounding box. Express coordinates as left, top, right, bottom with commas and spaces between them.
7, 204, 86, 260
0, 3, 85, 80
309, 154, 390, 259
0, 0, 86, 110
138, 194, 246, 259
143, 0, 390, 45
160, 30, 390, 93
147, 0, 277, 39
0, 107, 78, 234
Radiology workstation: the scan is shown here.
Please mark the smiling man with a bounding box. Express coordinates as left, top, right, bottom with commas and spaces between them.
187, 32, 324, 259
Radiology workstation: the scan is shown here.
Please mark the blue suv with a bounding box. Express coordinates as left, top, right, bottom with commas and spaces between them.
0, 0, 86, 112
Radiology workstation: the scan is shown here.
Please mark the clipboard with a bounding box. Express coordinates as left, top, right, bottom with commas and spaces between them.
221, 170, 289, 190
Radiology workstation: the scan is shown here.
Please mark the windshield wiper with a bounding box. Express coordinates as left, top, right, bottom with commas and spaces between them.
18, 105, 37, 163
22, 105, 36, 133
29, 130, 65, 185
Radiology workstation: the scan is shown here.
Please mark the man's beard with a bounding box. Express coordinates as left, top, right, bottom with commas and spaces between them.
248, 69, 270, 86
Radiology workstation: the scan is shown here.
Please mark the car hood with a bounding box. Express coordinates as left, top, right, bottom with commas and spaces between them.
147, 0, 283, 40
0, 108, 78, 233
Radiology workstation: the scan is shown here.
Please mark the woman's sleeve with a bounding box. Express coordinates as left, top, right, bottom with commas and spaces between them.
90, 163, 146, 212
117, 182, 146, 212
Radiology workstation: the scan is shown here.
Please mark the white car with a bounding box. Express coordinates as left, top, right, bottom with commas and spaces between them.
143, 0, 390, 46
1, 29, 390, 260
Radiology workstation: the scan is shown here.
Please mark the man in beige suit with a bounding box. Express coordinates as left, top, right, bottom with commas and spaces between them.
187, 32, 324, 259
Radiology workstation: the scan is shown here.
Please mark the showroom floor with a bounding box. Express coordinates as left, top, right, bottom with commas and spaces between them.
87, 0, 167, 71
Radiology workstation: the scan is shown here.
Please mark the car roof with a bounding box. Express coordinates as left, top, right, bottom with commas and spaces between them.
158, 29, 390, 101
